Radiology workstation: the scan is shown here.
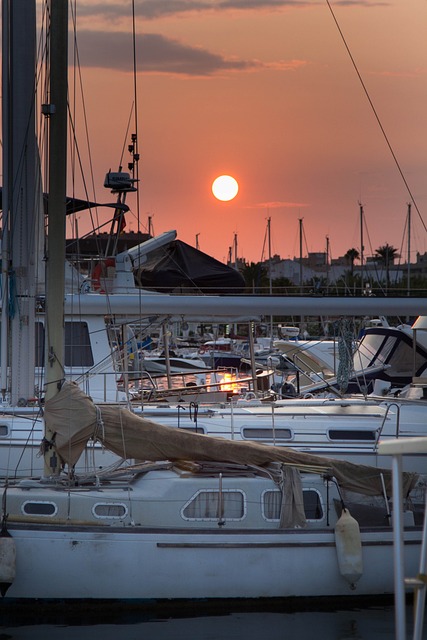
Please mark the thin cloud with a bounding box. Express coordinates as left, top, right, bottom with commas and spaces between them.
75, 30, 297, 76
247, 201, 309, 209
74, 1, 308, 22
369, 68, 427, 79
74, 0, 384, 23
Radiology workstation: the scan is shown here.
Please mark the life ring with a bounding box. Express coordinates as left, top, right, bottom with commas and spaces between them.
198, 345, 208, 354
92, 258, 115, 293
244, 391, 257, 401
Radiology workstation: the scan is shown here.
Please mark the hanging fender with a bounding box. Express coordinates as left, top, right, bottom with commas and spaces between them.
92, 258, 116, 293
334, 508, 363, 589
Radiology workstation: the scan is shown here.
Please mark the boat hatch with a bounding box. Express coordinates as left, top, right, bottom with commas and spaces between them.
242, 427, 292, 441
328, 429, 377, 441
181, 489, 245, 521
22, 501, 57, 516
262, 489, 324, 522
92, 503, 128, 519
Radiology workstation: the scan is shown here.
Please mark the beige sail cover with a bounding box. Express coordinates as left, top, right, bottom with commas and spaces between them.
46, 381, 419, 497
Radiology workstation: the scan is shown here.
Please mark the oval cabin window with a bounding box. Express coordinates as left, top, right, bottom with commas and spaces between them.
22, 501, 57, 516
92, 503, 128, 519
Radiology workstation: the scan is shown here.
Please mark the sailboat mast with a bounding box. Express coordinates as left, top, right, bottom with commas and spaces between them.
44, 0, 68, 475
0, 0, 11, 400
359, 202, 364, 292
1, 0, 38, 405
407, 203, 411, 297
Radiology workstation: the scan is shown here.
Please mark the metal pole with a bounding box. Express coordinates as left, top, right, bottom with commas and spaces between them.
407, 203, 411, 298
391, 453, 406, 640
248, 322, 258, 393
1, 0, 10, 399
412, 487, 427, 640
162, 324, 172, 390
44, 0, 68, 475
299, 218, 303, 293
359, 202, 364, 293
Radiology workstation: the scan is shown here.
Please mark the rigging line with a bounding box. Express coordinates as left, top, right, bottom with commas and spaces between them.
325, 1, 427, 234
119, 107, 134, 170
131, 0, 141, 232
68, 2, 103, 253
260, 220, 268, 262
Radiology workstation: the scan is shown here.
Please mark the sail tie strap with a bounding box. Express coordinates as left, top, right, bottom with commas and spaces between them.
94, 405, 106, 451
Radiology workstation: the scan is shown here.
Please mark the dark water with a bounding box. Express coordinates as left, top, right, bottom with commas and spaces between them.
1, 602, 426, 640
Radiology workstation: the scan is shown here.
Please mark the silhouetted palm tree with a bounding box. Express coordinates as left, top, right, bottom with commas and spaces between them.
344, 248, 360, 276
241, 262, 269, 293
374, 244, 400, 288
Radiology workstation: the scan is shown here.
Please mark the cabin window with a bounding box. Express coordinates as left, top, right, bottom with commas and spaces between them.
64, 322, 94, 367
356, 334, 386, 370
328, 429, 376, 441
242, 427, 292, 440
262, 489, 323, 521
34, 321, 93, 367
375, 337, 395, 364
92, 503, 128, 519
22, 501, 57, 516
182, 489, 245, 521
387, 340, 426, 377
0, 424, 9, 437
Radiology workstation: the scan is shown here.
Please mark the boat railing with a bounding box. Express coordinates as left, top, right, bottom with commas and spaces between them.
374, 402, 402, 450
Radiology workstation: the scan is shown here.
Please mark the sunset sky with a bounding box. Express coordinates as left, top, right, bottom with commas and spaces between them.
66, 0, 427, 265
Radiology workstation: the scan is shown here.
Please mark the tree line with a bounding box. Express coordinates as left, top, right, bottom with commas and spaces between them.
240, 244, 427, 296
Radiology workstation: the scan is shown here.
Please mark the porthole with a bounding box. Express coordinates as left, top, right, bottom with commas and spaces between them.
92, 503, 128, 519
22, 501, 57, 516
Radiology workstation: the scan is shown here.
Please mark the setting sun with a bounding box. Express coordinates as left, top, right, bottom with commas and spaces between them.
212, 175, 239, 202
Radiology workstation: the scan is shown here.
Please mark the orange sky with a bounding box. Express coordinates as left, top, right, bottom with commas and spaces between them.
66, 0, 427, 265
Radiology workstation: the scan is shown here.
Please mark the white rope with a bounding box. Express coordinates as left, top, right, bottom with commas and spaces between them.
337, 319, 355, 394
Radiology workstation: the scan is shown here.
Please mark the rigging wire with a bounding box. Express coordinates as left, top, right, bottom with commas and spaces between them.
325, 1, 427, 234
131, 0, 141, 234
68, 1, 103, 256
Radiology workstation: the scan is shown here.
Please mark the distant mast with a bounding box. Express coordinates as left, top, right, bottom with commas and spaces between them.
359, 202, 364, 294
406, 203, 411, 297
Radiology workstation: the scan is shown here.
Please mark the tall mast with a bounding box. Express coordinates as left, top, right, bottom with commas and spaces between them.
44, 0, 68, 476
406, 203, 411, 297
299, 218, 303, 294
1, 0, 38, 405
1, 0, 11, 400
267, 217, 272, 294
267, 216, 273, 342
325, 235, 330, 290
359, 202, 364, 292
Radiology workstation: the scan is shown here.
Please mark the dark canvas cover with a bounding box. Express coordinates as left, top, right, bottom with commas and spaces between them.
134, 240, 245, 294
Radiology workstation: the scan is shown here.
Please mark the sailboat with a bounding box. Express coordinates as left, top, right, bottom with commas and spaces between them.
0, 0, 426, 604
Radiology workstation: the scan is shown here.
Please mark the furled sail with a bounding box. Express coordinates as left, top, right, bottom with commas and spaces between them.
46, 381, 419, 498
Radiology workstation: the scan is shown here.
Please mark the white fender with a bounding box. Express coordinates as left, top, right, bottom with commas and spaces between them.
0, 528, 16, 596
334, 508, 363, 589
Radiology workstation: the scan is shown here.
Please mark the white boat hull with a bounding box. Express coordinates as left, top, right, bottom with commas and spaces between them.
5, 523, 422, 600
